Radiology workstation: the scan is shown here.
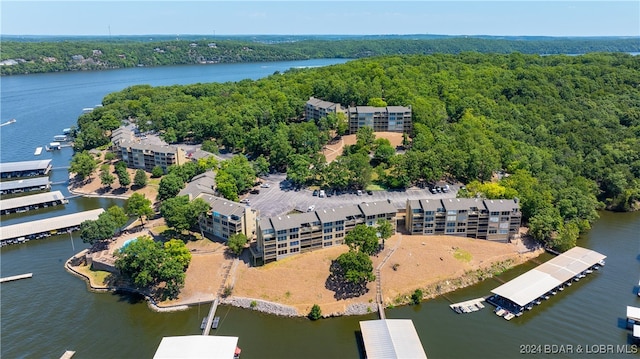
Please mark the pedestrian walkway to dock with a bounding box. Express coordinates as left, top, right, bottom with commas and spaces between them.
489, 246, 606, 316
0, 208, 104, 246
0, 273, 33, 283
449, 297, 486, 314
202, 297, 220, 336
0, 190, 67, 215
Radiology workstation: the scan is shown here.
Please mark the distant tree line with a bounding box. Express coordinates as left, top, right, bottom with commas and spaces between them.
2, 37, 638, 75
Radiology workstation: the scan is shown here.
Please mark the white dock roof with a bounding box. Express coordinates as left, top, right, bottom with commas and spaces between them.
0, 177, 50, 191
360, 319, 427, 359
0, 159, 52, 173
0, 191, 65, 211
628, 306, 640, 322
153, 335, 239, 359
491, 247, 606, 307
0, 208, 104, 241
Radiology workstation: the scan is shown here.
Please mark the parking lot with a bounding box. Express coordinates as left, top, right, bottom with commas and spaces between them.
241, 173, 460, 218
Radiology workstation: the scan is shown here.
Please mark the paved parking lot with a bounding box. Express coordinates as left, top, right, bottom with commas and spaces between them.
242, 173, 459, 218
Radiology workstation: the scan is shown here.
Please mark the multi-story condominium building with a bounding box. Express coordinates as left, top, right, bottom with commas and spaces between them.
176, 171, 257, 242
255, 200, 397, 264
305, 97, 342, 122
116, 140, 186, 173
198, 194, 258, 242
347, 105, 412, 135
405, 198, 521, 242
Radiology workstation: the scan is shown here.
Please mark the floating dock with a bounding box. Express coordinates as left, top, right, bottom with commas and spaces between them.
488, 246, 606, 318
0, 190, 67, 215
59, 350, 76, 359
0, 273, 33, 283
449, 297, 486, 314
201, 297, 219, 335
34, 147, 43, 156
0, 208, 104, 246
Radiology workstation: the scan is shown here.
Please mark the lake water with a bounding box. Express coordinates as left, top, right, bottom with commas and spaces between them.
1, 59, 639, 359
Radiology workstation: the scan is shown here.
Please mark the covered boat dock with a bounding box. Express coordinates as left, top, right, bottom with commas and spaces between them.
359, 319, 427, 359
0, 191, 67, 215
489, 246, 606, 317
0, 177, 51, 195
0, 208, 104, 246
0, 159, 52, 179
153, 335, 240, 359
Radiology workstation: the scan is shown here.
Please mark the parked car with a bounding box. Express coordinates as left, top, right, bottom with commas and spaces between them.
313, 190, 319, 196
250, 189, 260, 194
367, 190, 373, 195
307, 205, 316, 212
319, 190, 326, 198
357, 190, 363, 196
261, 183, 271, 188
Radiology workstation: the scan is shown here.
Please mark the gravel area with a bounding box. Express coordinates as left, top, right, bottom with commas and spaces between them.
222, 296, 299, 317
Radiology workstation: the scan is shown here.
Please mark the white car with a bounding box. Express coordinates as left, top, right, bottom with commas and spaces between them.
319, 190, 326, 198
261, 183, 270, 188
307, 205, 316, 212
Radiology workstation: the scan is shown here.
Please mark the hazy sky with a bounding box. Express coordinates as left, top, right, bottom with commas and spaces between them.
2, 1, 639, 37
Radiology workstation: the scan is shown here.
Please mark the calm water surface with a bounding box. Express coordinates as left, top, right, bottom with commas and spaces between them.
1, 60, 639, 359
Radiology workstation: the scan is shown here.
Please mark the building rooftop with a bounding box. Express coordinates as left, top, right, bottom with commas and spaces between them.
119, 139, 180, 154
178, 171, 216, 200
484, 199, 520, 213
153, 335, 239, 359
306, 97, 340, 110
200, 195, 247, 219
359, 319, 427, 359
442, 198, 482, 211
270, 211, 319, 232
358, 200, 397, 217
0, 159, 52, 174
491, 246, 606, 307
315, 205, 362, 223
0, 190, 65, 211
418, 199, 442, 212
0, 177, 50, 191
0, 208, 104, 241
386, 105, 411, 113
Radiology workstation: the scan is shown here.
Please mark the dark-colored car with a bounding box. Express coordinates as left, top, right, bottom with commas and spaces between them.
367, 190, 373, 195
313, 189, 319, 196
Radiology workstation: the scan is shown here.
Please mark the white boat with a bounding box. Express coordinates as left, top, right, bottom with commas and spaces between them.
54, 135, 69, 142
504, 312, 516, 320
46, 142, 61, 151
34, 147, 43, 156
495, 307, 506, 316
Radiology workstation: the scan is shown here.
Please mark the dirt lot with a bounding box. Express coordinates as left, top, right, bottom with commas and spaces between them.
322, 132, 404, 163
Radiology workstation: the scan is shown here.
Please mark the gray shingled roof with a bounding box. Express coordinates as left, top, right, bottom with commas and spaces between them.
315, 205, 362, 223
178, 171, 216, 200
386, 106, 411, 113
358, 200, 397, 217
119, 139, 179, 154
418, 199, 442, 211
483, 199, 520, 213
270, 211, 319, 232
198, 195, 246, 218
442, 198, 484, 211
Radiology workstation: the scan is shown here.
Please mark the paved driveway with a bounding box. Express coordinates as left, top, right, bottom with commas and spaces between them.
243, 173, 459, 218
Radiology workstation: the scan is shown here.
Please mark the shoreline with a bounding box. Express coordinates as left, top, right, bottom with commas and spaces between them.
65, 245, 542, 318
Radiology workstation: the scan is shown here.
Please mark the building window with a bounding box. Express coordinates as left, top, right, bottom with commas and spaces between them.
336, 226, 344, 231
277, 236, 287, 241
277, 230, 287, 235
335, 233, 344, 238
278, 250, 288, 255
488, 229, 497, 234
290, 234, 299, 239
447, 210, 457, 215
490, 211, 500, 216
446, 222, 456, 227
335, 220, 344, 225
426, 229, 434, 234
457, 228, 466, 233
425, 216, 434, 222
325, 241, 333, 247
278, 243, 287, 248
446, 228, 455, 233
324, 222, 332, 227
499, 229, 508, 234
290, 240, 300, 246
425, 211, 434, 215
323, 228, 332, 233
290, 247, 299, 253
490, 217, 499, 223
412, 209, 422, 214
447, 215, 456, 222
324, 235, 332, 240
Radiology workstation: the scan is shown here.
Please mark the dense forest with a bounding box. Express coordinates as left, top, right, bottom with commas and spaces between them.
1, 36, 638, 75
73, 52, 640, 251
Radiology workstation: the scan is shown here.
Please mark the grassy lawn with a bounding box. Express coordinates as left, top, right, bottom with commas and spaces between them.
75, 265, 112, 286
366, 184, 385, 191
453, 248, 472, 262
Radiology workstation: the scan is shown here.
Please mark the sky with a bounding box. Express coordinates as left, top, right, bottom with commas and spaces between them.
1, 1, 639, 37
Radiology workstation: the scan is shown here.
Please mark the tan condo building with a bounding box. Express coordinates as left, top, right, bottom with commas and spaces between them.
255, 200, 397, 264
305, 97, 342, 122
347, 105, 412, 135
405, 198, 521, 242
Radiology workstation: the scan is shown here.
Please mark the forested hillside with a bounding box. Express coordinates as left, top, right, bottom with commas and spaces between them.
1, 37, 638, 75
75, 52, 640, 250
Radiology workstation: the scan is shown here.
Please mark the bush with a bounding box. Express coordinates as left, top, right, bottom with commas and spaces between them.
151, 165, 164, 178
411, 289, 423, 305
104, 152, 116, 161
250, 300, 257, 308
308, 304, 322, 320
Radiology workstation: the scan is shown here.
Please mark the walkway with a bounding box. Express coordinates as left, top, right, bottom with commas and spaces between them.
375, 233, 403, 319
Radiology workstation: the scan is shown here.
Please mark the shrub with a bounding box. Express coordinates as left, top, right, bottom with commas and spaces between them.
411, 289, 423, 305
104, 152, 116, 161
250, 300, 257, 308
308, 304, 322, 320
151, 165, 164, 178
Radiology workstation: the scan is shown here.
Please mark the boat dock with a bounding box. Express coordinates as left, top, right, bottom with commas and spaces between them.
0, 190, 67, 215
34, 147, 43, 156
0, 177, 51, 196
0, 159, 52, 179
0, 208, 104, 246
201, 297, 220, 335
488, 246, 606, 319
0, 273, 33, 283
59, 350, 76, 359
449, 297, 486, 314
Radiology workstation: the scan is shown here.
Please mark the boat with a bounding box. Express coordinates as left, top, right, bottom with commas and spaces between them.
54, 135, 69, 142
212, 316, 220, 329
495, 307, 506, 316
46, 142, 61, 151
585, 269, 593, 274
200, 317, 207, 330
565, 281, 572, 286
504, 312, 516, 320
558, 286, 564, 291
234, 346, 241, 359
63, 128, 71, 135
0, 119, 16, 127
598, 259, 606, 266
34, 147, 43, 156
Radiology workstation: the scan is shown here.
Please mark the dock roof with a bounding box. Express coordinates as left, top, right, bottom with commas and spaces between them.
0, 208, 104, 241
0, 191, 65, 211
0, 159, 52, 174
0, 177, 50, 191
628, 306, 640, 322
491, 246, 606, 307
153, 335, 239, 359
359, 319, 427, 359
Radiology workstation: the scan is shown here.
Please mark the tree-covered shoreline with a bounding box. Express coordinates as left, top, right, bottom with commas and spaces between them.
1, 36, 638, 75
73, 52, 639, 251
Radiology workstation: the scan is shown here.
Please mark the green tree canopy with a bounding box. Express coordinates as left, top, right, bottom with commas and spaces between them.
344, 224, 380, 255
133, 169, 148, 187
227, 233, 248, 256
69, 151, 98, 181
158, 173, 185, 201
334, 250, 375, 284
125, 193, 154, 225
